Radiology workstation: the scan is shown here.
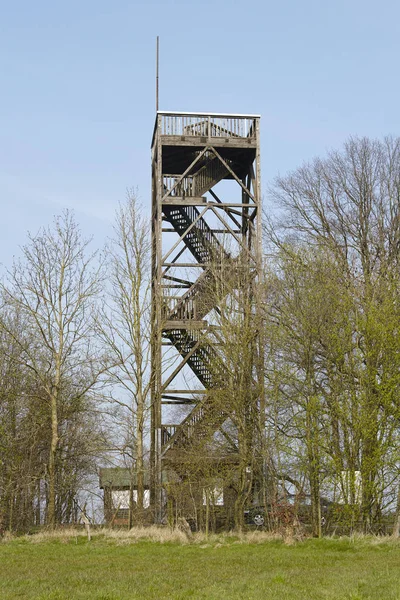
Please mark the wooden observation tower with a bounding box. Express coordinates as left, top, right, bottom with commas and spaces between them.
150, 111, 263, 520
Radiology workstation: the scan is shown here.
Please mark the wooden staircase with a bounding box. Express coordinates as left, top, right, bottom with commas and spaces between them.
161, 154, 239, 461
165, 152, 231, 199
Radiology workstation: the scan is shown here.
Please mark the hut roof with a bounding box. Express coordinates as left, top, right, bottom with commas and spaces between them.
99, 467, 150, 489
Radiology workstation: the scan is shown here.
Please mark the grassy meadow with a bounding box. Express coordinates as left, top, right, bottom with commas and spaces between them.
0, 528, 399, 600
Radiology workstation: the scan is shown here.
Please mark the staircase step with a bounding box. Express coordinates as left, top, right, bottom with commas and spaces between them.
168, 261, 239, 321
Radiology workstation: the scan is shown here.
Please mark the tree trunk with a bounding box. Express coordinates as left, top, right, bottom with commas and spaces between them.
129, 477, 134, 529
136, 389, 144, 524
47, 392, 59, 528
205, 488, 210, 539
391, 485, 400, 538
306, 395, 321, 537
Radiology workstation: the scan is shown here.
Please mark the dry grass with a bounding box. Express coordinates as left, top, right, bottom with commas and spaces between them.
2, 525, 399, 547
334, 531, 400, 547
0, 525, 285, 546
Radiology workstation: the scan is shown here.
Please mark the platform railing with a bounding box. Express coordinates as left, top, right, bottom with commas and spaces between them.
158, 113, 257, 139
161, 425, 178, 446
163, 175, 195, 197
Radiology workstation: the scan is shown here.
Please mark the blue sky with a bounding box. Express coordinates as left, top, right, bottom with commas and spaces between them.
1, 0, 400, 268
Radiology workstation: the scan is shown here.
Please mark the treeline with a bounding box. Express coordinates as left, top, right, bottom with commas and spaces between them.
0, 214, 106, 530
264, 137, 400, 534
0, 203, 151, 531
1, 136, 399, 533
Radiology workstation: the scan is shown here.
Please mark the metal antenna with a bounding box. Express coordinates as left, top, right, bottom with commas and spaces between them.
156, 36, 159, 112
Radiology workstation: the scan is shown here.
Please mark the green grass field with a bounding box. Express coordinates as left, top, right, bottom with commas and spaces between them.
0, 530, 399, 599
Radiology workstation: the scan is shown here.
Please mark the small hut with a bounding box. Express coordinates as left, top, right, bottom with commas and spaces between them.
99, 467, 150, 526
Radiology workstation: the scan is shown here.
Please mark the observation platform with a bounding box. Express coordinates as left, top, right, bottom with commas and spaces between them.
152, 111, 260, 177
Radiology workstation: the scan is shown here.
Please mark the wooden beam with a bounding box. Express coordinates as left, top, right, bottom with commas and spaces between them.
161, 244, 188, 277
163, 320, 208, 330
161, 146, 209, 202
160, 136, 256, 149
161, 395, 196, 404
209, 188, 242, 229
163, 274, 194, 286
161, 339, 202, 390
211, 206, 257, 264
163, 263, 206, 267
210, 147, 255, 201
163, 197, 207, 206
161, 205, 209, 263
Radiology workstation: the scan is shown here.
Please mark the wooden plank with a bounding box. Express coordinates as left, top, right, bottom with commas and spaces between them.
157, 111, 260, 118
163, 263, 205, 267
163, 196, 207, 206
211, 202, 256, 207
160, 136, 256, 149
163, 320, 208, 330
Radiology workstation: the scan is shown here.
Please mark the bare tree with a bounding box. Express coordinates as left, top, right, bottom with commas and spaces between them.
98, 193, 152, 524
0, 211, 105, 527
